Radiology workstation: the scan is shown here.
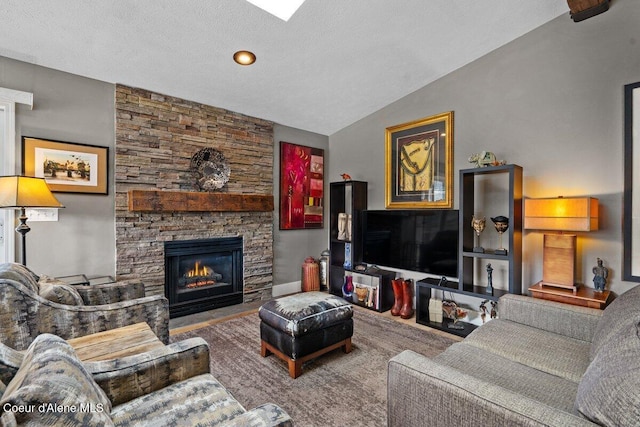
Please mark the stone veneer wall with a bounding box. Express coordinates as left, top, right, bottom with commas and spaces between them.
115, 84, 274, 302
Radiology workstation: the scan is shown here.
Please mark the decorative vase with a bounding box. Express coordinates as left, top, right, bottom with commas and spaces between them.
342, 275, 354, 299
301, 256, 320, 292
319, 249, 330, 291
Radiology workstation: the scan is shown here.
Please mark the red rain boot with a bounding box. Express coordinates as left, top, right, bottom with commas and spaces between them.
391, 279, 403, 316
400, 279, 414, 319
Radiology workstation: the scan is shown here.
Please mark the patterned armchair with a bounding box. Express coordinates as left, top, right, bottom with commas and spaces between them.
0, 334, 293, 426
0, 263, 169, 350
0, 332, 212, 402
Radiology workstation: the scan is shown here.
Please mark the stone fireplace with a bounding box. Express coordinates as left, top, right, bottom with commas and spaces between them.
114, 85, 275, 309
164, 237, 243, 318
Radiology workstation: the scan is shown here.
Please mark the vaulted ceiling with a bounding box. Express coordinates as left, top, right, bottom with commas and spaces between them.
0, 1, 568, 135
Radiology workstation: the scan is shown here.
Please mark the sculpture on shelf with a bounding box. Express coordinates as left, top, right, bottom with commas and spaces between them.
471, 215, 486, 253
337, 213, 348, 240
479, 300, 489, 324
592, 258, 609, 292
341, 173, 352, 181
491, 216, 509, 255
486, 263, 494, 295
442, 300, 467, 330
468, 151, 506, 168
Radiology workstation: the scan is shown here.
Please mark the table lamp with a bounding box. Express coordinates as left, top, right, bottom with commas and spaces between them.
0, 176, 64, 266
524, 197, 598, 292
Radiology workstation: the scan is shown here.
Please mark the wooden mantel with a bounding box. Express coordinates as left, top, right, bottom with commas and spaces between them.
128, 190, 274, 212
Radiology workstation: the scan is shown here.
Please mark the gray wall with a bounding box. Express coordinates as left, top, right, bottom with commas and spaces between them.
328, 1, 640, 296
0, 57, 115, 277
273, 124, 330, 286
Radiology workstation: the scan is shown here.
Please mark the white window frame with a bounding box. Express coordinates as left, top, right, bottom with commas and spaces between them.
0, 88, 33, 263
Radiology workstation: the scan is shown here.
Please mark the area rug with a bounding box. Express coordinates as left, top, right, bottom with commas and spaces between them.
171, 308, 456, 427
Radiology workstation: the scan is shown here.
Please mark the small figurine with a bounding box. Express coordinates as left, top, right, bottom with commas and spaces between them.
490, 301, 497, 319
341, 173, 352, 181
491, 216, 509, 255
479, 300, 489, 324
471, 215, 486, 253
592, 258, 609, 292
468, 151, 506, 168
486, 263, 494, 295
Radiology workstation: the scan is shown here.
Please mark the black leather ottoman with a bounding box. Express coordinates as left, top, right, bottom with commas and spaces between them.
259, 291, 353, 378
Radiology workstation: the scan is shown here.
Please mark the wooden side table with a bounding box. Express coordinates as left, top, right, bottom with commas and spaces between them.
67, 322, 164, 362
528, 282, 610, 309
55, 274, 90, 286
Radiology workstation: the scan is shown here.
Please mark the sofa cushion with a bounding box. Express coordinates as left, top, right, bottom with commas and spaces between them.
575, 316, 640, 425
463, 319, 591, 382
38, 276, 85, 305
110, 374, 245, 426
435, 342, 580, 414
0, 333, 113, 426
590, 284, 640, 360
0, 262, 39, 294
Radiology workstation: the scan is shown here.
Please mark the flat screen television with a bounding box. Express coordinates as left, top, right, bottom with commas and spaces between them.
360, 209, 459, 278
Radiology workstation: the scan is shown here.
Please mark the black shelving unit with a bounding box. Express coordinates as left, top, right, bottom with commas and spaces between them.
329, 181, 368, 297
416, 164, 523, 336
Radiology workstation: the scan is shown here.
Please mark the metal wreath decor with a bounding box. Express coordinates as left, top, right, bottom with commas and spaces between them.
190, 147, 231, 191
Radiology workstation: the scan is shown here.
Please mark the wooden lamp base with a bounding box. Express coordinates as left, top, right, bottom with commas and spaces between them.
541, 233, 578, 293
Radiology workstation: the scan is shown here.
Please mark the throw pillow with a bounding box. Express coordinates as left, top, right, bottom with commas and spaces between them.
590, 284, 640, 360
0, 334, 113, 426
575, 316, 640, 425
0, 263, 40, 294
38, 276, 84, 306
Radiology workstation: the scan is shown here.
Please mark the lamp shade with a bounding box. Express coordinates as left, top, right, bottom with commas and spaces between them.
0, 176, 64, 208
524, 197, 598, 232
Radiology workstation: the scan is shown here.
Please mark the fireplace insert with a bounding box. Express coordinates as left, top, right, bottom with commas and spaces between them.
164, 237, 243, 318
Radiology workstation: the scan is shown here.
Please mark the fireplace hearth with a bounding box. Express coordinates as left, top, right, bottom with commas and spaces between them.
165, 237, 243, 318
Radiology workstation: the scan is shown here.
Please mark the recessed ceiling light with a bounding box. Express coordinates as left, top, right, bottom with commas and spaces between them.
245, 0, 306, 22
233, 50, 256, 66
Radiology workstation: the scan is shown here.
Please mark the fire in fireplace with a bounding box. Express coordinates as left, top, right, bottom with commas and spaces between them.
181, 261, 223, 289
165, 237, 243, 318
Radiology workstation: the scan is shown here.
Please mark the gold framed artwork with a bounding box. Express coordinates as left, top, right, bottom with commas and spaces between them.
22, 137, 109, 194
385, 111, 454, 208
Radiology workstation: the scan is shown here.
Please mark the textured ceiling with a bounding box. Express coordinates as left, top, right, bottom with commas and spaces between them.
0, 1, 568, 135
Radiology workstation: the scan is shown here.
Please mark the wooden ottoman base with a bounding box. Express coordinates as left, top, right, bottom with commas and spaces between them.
261, 337, 352, 379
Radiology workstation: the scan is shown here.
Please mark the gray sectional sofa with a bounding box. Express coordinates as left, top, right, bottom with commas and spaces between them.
388, 286, 640, 426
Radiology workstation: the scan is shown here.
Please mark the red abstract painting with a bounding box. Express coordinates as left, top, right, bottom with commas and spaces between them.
280, 141, 324, 230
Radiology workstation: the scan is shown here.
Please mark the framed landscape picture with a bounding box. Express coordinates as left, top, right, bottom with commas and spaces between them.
385, 111, 454, 208
279, 141, 324, 230
23, 137, 108, 194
